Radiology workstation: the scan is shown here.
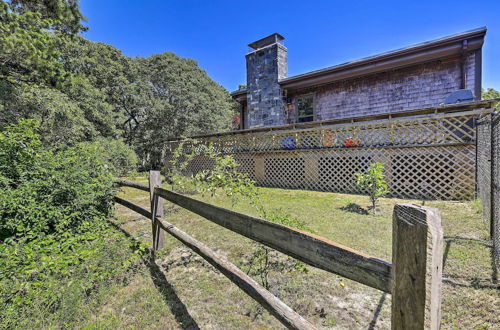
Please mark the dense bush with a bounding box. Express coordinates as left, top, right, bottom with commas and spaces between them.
0, 119, 145, 327
0, 220, 146, 328
0, 120, 116, 240
81, 138, 139, 176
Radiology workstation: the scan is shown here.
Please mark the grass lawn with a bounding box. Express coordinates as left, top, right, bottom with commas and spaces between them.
91, 176, 498, 329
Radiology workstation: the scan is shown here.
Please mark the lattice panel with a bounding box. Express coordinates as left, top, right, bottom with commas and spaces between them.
171, 145, 476, 200
388, 146, 475, 200
318, 153, 373, 193
233, 156, 256, 181
263, 157, 305, 189
164, 110, 487, 200
177, 110, 481, 154
186, 156, 214, 175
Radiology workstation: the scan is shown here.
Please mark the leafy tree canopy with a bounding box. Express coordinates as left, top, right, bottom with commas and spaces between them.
482, 88, 500, 110
0, 0, 236, 168
8, 0, 86, 34
0, 2, 67, 86
134, 53, 234, 167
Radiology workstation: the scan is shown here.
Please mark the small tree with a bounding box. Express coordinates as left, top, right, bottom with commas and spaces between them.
355, 163, 389, 212
166, 142, 312, 288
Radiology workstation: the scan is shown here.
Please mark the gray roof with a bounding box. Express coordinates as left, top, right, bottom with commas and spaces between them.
232, 27, 486, 94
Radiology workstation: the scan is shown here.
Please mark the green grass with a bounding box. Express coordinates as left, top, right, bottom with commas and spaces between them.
8, 171, 472, 329
89, 177, 498, 329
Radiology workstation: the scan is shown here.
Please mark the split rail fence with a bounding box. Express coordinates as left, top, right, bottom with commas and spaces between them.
163, 101, 497, 200
116, 172, 443, 329
477, 111, 500, 265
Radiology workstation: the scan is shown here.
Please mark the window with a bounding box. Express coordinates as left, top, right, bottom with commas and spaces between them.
296, 94, 314, 123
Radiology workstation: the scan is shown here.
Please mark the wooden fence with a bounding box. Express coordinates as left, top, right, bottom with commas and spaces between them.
116, 172, 443, 329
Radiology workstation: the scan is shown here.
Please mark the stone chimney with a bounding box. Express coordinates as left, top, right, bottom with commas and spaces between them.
246, 33, 288, 128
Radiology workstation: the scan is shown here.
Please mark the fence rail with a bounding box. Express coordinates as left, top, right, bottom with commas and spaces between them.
114, 196, 314, 330
154, 186, 392, 292
115, 173, 443, 329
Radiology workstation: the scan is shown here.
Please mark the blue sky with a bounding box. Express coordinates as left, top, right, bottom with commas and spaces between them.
80, 0, 500, 92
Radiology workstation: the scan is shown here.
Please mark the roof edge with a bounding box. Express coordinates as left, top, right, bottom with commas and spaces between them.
230, 88, 247, 96
279, 27, 486, 89
231, 27, 487, 96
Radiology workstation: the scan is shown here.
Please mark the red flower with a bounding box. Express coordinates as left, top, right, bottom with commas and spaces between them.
344, 138, 360, 147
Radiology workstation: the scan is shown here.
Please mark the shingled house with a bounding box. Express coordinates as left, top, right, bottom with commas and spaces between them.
232, 28, 486, 129
164, 27, 494, 200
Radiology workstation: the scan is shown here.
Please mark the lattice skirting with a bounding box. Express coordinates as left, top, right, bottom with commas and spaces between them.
167, 145, 475, 200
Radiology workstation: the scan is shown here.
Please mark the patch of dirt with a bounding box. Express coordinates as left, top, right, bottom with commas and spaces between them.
160, 246, 220, 274
157, 245, 391, 329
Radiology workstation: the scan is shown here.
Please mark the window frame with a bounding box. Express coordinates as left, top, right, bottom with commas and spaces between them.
295, 93, 316, 123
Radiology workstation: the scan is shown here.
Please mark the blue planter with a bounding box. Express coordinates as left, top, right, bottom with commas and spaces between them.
281, 137, 296, 150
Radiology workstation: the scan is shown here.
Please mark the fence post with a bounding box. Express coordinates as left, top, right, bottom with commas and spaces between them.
490, 113, 496, 240
492, 113, 500, 267
149, 170, 164, 251
391, 204, 443, 330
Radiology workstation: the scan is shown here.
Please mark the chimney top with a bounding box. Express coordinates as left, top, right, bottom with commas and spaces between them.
248, 33, 285, 50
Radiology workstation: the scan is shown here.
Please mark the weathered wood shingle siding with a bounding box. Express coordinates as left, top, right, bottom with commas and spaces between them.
288, 53, 478, 122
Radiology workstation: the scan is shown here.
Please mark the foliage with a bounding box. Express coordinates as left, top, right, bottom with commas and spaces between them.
0, 1, 68, 86
59, 36, 137, 138
0, 1, 236, 326
167, 142, 313, 288
0, 84, 93, 148
482, 87, 500, 110
133, 53, 235, 168
245, 208, 313, 288
1, 0, 235, 166
0, 0, 85, 85
7, 0, 86, 34
0, 0, 117, 146
265, 208, 313, 231
0, 220, 146, 328
355, 162, 389, 212
0, 119, 115, 240
164, 139, 199, 194
82, 138, 139, 176
0, 119, 145, 327
194, 143, 260, 204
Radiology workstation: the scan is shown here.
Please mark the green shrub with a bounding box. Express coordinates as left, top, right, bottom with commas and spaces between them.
0, 119, 115, 240
355, 162, 389, 212
87, 138, 139, 176
0, 119, 145, 327
0, 221, 145, 328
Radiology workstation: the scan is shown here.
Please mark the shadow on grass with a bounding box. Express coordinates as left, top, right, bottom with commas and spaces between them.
444, 236, 493, 247
491, 249, 498, 284
442, 278, 498, 290
339, 203, 369, 215
367, 293, 387, 330
443, 240, 452, 269
117, 216, 148, 225
109, 221, 200, 330
442, 236, 497, 285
